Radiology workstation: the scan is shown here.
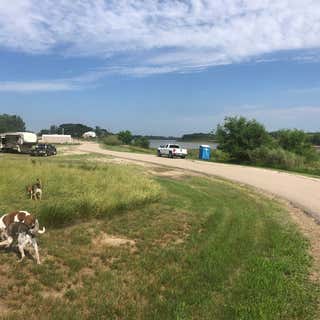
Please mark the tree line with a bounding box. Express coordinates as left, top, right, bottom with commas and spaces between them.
215, 116, 320, 174
1, 113, 319, 157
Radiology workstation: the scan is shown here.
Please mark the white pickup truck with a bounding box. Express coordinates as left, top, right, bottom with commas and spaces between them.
157, 144, 188, 158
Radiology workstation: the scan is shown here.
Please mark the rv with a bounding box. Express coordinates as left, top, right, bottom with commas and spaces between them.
0, 134, 4, 151
1, 132, 38, 153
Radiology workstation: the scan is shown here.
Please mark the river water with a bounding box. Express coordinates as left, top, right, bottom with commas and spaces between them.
149, 139, 218, 150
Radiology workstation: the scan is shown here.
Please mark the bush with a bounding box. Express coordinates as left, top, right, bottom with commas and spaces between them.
248, 146, 305, 169
275, 129, 317, 161
102, 135, 121, 146
212, 149, 230, 162
118, 130, 133, 145
215, 116, 271, 161
133, 137, 150, 149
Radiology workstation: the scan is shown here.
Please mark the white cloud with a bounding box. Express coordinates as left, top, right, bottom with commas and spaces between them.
1, 1, 320, 74
0, 80, 77, 92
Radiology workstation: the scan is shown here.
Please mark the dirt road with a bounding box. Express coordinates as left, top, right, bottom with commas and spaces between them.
78, 142, 320, 222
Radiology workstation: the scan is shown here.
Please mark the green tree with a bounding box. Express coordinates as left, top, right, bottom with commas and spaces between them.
134, 136, 150, 149
309, 132, 320, 146
215, 116, 271, 161
58, 123, 93, 137
39, 129, 50, 135
0, 114, 26, 133
95, 126, 109, 137
276, 129, 316, 160
118, 130, 133, 145
50, 125, 59, 134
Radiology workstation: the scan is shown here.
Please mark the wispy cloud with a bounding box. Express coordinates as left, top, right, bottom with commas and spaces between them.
0, 80, 78, 92
1, 1, 320, 75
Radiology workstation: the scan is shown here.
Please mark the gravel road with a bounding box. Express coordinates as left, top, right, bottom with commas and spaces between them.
78, 142, 320, 222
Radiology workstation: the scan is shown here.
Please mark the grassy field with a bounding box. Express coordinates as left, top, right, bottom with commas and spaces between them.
0, 153, 318, 319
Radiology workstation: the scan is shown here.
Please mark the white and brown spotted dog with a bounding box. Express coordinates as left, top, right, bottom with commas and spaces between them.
0, 211, 45, 263
3, 222, 41, 264
26, 179, 42, 200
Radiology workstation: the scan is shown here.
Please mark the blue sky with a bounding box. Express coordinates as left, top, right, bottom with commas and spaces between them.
0, 1, 320, 136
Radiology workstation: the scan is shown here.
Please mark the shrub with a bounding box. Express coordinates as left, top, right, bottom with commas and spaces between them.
102, 135, 121, 146
248, 146, 305, 169
215, 116, 271, 161
212, 149, 230, 162
275, 129, 317, 161
133, 137, 150, 149
118, 130, 133, 145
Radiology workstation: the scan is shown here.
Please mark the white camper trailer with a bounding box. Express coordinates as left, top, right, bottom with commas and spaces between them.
82, 131, 96, 139
2, 132, 38, 153
0, 134, 5, 151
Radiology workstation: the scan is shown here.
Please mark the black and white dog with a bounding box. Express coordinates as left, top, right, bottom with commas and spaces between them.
0, 222, 41, 264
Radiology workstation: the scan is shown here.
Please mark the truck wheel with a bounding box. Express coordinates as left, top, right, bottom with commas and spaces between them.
157, 150, 161, 157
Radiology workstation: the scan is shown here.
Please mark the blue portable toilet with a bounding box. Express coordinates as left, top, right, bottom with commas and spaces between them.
199, 145, 211, 160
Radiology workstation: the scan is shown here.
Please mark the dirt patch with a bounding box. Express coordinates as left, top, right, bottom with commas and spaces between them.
0, 301, 10, 316
93, 232, 136, 248
89, 156, 155, 168
59, 148, 89, 156
153, 221, 191, 248
41, 289, 64, 300
149, 168, 204, 179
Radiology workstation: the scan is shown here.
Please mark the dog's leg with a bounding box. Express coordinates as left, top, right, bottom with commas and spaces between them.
18, 243, 25, 262
0, 236, 13, 248
0, 229, 7, 241
17, 235, 29, 262
31, 238, 41, 264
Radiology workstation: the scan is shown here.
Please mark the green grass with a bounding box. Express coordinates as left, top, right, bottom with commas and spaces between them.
0, 155, 161, 227
0, 154, 318, 319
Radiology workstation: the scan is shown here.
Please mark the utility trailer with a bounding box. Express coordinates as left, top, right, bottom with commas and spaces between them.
1, 132, 38, 153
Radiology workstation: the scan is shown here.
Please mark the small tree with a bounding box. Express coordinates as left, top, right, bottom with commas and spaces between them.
134, 136, 150, 149
0, 114, 26, 133
215, 116, 271, 161
102, 135, 121, 146
58, 123, 93, 137
309, 133, 320, 146
118, 130, 133, 145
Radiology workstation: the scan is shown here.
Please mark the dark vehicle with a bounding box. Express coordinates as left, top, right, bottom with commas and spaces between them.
30, 144, 57, 157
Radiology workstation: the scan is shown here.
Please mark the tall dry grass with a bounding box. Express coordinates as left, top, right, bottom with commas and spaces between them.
0, 158, 161, 227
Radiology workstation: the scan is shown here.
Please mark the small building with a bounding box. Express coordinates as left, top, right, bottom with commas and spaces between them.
41, 134, 73, 144
83, 131, 97, 139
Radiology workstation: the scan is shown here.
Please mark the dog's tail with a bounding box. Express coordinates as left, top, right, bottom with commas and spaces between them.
37, 227, 46, 234
31, 220, 46, 235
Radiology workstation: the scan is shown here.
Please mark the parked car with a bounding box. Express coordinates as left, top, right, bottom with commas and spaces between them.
30, 144, 57, 157
157, 144, 188, 158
